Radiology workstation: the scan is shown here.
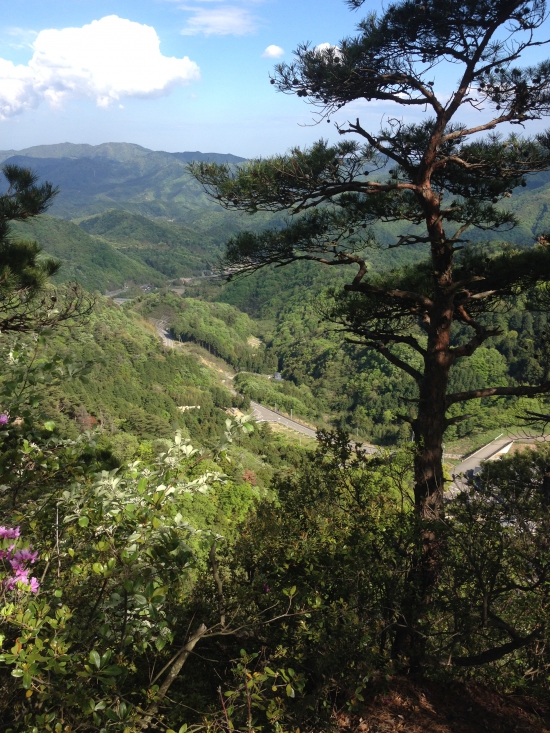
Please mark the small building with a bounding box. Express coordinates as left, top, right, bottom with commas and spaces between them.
273, 372, 283, 381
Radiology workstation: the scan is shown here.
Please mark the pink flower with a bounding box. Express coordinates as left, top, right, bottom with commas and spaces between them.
0, 414, 8, 426
0, 527, 20, 540
5, 574, 39, 593
1, 530, 40, 594
12, 548, 38, 565
5, 568, 29, 590
28, 577, 39, 593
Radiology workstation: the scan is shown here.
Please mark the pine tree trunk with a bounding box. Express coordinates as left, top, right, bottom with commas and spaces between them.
393, 200, 453, 666
392, 323, 452, 667
414, 322, 451, 520
413, 194, 454, 521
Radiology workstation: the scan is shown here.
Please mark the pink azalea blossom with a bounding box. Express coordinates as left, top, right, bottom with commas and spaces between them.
28, 577, 39, 593
0, 527, 20, 540
12, 548, 38, 565
1, 531, 40, 593
5, 569, 29, 590
5, 572, 39, 593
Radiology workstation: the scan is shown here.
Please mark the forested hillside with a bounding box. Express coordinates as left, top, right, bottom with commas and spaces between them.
4, 0, 550, 729
3, 141, 549, 447
78, 209, 219, 279
11, 216, 166, 292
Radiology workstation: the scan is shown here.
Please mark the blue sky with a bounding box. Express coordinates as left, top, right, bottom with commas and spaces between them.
1, 1, 549, 157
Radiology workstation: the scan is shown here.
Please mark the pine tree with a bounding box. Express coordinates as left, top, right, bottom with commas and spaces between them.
0, 164, 93, 331
191, 0, 550, 512
191, 0, 550, 662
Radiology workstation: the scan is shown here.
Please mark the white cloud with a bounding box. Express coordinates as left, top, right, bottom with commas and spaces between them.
262, 45, 284, 59
0, 15, 200, 120
315, 42, 343, 60
181, 5, 258, 36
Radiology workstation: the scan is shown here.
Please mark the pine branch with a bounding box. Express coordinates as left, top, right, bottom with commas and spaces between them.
346, 337, 423, 382
447, 382, 550, 406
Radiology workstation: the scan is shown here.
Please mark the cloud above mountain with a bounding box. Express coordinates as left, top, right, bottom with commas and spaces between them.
0, 16, 200, 120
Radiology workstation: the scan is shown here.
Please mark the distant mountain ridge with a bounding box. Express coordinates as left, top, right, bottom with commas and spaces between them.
0, 142, 254, 224
1, 142, 274, 291
0, 142, 246, 165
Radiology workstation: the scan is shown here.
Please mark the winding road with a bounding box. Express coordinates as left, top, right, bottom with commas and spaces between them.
151, 320, 323, 440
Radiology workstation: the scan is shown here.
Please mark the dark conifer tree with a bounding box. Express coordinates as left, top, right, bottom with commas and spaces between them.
0, 164, 92, 332
191, 0, 550, 662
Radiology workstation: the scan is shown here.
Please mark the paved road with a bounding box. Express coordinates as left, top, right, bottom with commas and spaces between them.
251, 402, 379, 452
453, 435, 512, 476
152, 321, 380, 446
448, 436, 514, 496
250, 401, 318, 438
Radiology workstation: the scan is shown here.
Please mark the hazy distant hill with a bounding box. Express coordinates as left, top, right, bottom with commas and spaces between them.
0, 142, 246, 165
0, 142, 274, 289
0, 142, 249, 227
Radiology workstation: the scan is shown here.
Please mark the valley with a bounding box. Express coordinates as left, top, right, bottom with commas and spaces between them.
4, 2, 550, 729
4, 140, 550, 452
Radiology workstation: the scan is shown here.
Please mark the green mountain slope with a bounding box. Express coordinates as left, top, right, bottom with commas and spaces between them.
78, 209, 217, 277
12, 216, 165, 292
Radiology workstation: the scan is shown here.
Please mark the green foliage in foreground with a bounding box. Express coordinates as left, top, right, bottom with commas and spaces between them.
184, 436, 550, 731
0, 432, 219, 731
0, 295, 548, 729
2, 416, 549, 732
